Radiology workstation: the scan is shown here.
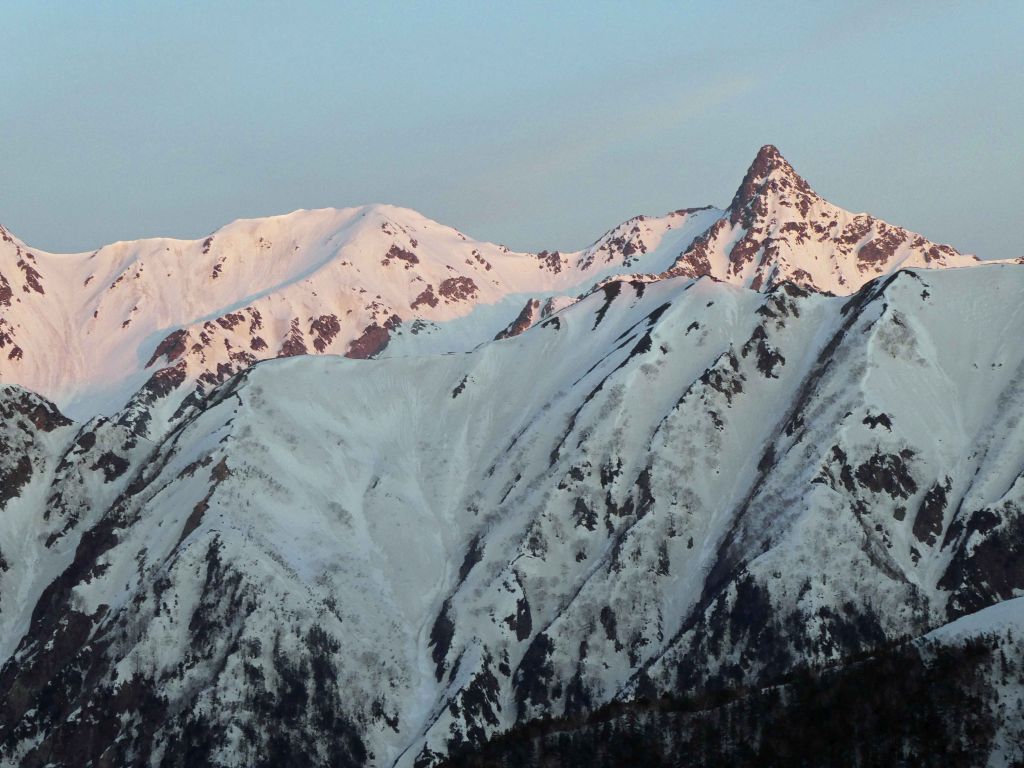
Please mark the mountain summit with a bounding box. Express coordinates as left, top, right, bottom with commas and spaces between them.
666, 144, 978, 292
728, 143, 816, 222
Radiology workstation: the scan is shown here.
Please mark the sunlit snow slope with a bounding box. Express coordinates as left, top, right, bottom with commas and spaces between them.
0, 146, 987, 424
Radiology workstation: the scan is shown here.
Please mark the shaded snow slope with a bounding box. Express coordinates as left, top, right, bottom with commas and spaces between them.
927, 596, 1024, 643
3, 263, 1024, 766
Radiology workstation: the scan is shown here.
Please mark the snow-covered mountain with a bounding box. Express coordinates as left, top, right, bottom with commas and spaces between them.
0, 202, 720, 422
665, 145, 983, 290
1, 147, 1023, 767
0, 145, 984, 427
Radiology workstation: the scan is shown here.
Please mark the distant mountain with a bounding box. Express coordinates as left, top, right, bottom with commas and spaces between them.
0, 202, 719, 423
1, 148, 1023, 767
0, 146, 984, 427
665, 144, 980, 291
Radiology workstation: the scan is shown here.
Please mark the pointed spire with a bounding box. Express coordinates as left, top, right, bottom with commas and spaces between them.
751, 144, 790, 170
728, 145, 815, 225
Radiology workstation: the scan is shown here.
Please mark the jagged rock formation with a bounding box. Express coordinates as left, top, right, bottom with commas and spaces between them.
1, 148, 1023, 767
664, 145, 980, 291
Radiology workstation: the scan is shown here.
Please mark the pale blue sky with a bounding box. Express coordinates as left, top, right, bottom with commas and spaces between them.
1, 1, 1021, 257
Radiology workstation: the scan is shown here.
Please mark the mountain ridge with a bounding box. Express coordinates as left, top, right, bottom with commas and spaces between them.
0, 146, 997, 426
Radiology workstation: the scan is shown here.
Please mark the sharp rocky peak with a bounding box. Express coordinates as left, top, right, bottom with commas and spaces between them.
662, 144, 978, 294
728, 144, 817, 226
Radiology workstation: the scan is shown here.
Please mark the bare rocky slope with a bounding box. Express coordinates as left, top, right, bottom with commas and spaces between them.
1, 148, 1023, 767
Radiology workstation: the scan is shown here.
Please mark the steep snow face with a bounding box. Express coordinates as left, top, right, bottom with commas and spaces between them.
0, 146, 986, 426
3, 264, 1024, 767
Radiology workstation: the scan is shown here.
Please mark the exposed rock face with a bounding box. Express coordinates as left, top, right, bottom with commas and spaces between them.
146, 329, 189, 367
277, 318, 309, 358
384, 244, 420, 267
535, 251, 564, 273
437, 277, 478, 302
346, 322, 392, 359
310, 314, 341, 353
411, 285, 439, 309
494, 299, 541, 340
664, 145, 978, 293
0, 386, 71, 507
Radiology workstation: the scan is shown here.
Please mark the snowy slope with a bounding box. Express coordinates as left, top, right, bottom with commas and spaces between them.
926, 596, 1024, 643
0, 146, 988, 429
0, 205, 720, 423
2, 263, 1024, 766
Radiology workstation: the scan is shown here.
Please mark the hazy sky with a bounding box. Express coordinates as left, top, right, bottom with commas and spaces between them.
1, 1, 1021, 258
